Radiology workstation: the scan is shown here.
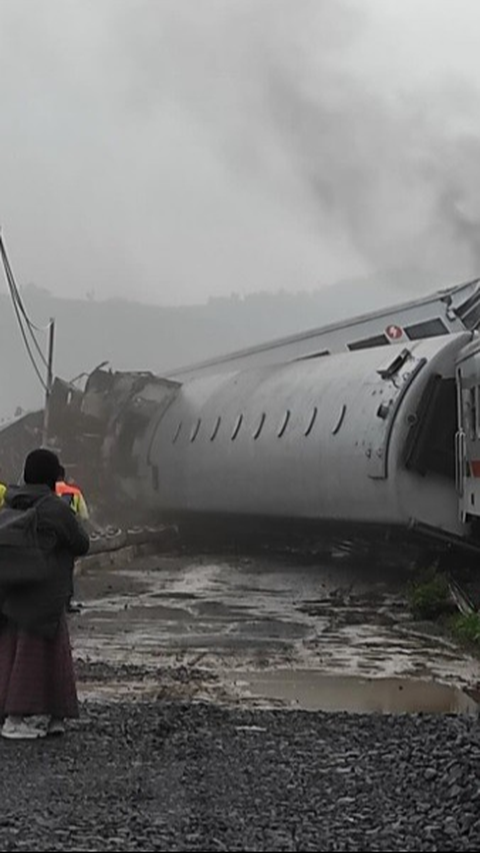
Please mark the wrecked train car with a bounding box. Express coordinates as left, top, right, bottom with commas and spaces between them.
3, 279, 480, 557
26, 330, 480, 561
133, 332, 480, 558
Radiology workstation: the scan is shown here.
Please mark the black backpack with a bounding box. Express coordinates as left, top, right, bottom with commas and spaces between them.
0, 498, 54, 586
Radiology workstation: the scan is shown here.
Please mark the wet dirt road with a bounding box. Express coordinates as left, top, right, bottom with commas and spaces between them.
3, 548, 480, 853
72, 549, 480, 713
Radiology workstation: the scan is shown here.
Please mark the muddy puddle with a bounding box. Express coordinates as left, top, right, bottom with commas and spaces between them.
73, 552, 480, 712
230, 670, 479, 714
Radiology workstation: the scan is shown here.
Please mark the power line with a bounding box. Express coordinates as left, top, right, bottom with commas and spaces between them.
0, 239, 48, 332
0, 235, 49, 368
9, 294, 48, 392
0, 232, 49, 392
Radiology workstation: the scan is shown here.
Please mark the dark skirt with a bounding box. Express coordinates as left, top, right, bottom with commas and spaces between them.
0, 615, 78, 718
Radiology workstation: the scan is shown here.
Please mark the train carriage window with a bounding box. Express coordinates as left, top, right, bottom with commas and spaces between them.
190, 418, 201, 442
278, 410, 291, 437
455, 289, 480, 329
172, 422, 182, 444
461, 302, 480, 331
253, 412, 266, 439
470, 388, 477, 441
296, 350, 330, 361
404, 375, 456, 480
477, 388, 480, 439
348, 334, 389, 351
304, 407, 318, 436
461, 388, 475, 440
404, 318, 447, 340
231, 414, 243, 440
210, 416, 221, 441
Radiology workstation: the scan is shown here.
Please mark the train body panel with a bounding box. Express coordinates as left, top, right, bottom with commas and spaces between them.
137, 332, 475, 550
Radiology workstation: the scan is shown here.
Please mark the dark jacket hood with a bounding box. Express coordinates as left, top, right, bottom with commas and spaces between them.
5, 483, 52, 511
1, 482, 89, 638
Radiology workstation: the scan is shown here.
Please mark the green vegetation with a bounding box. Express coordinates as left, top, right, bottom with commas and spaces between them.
407, 565, 480, 650
407, 567, 452, 620
448, 612, 480, 648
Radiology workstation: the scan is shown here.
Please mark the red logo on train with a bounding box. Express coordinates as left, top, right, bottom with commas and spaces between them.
385, 325, 403, 340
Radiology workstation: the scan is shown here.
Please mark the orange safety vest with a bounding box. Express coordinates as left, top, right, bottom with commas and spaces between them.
55, 481, 89, 520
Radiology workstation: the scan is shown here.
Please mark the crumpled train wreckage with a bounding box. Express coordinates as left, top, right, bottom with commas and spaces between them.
0, 366, 179, 527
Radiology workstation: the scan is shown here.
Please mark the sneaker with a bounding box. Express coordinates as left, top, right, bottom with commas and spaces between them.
2, 715, 50, 740
48, 718, 66, 736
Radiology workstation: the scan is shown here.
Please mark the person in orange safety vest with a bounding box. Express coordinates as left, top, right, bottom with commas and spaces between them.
55, 472, 89, 521
56, 467, 90, 613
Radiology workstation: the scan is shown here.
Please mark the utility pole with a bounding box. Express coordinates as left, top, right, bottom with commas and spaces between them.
42, 317, 55, 446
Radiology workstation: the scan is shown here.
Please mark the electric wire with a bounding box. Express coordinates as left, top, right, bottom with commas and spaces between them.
0, 233, 49, 391
0, 235, 49, 367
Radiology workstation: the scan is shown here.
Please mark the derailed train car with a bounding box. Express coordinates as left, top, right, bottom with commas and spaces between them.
4, 285, 480, 560
127, 330, 480, 559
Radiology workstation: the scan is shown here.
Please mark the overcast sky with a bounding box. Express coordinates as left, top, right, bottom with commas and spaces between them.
1, 0, 480, 305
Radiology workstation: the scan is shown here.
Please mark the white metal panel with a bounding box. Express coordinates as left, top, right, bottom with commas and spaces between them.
140, 334, 470, 537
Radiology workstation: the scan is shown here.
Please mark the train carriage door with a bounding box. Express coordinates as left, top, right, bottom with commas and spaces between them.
456, 349, 480, 520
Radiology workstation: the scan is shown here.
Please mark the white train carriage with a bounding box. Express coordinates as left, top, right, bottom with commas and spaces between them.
133, 331, 480, 555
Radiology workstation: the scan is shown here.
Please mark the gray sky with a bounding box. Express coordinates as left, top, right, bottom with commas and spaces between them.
1, 0, 480, 304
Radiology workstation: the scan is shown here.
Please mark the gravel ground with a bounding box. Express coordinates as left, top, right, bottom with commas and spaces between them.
0, 701, 479, 852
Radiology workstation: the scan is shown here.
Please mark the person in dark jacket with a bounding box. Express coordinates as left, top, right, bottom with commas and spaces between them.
0, 448, 89, 739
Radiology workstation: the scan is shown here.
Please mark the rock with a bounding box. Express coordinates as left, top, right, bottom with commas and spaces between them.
0, 701, 478, 851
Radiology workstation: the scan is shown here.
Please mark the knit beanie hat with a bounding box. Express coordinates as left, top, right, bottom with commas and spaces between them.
24, 448, 63, 491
